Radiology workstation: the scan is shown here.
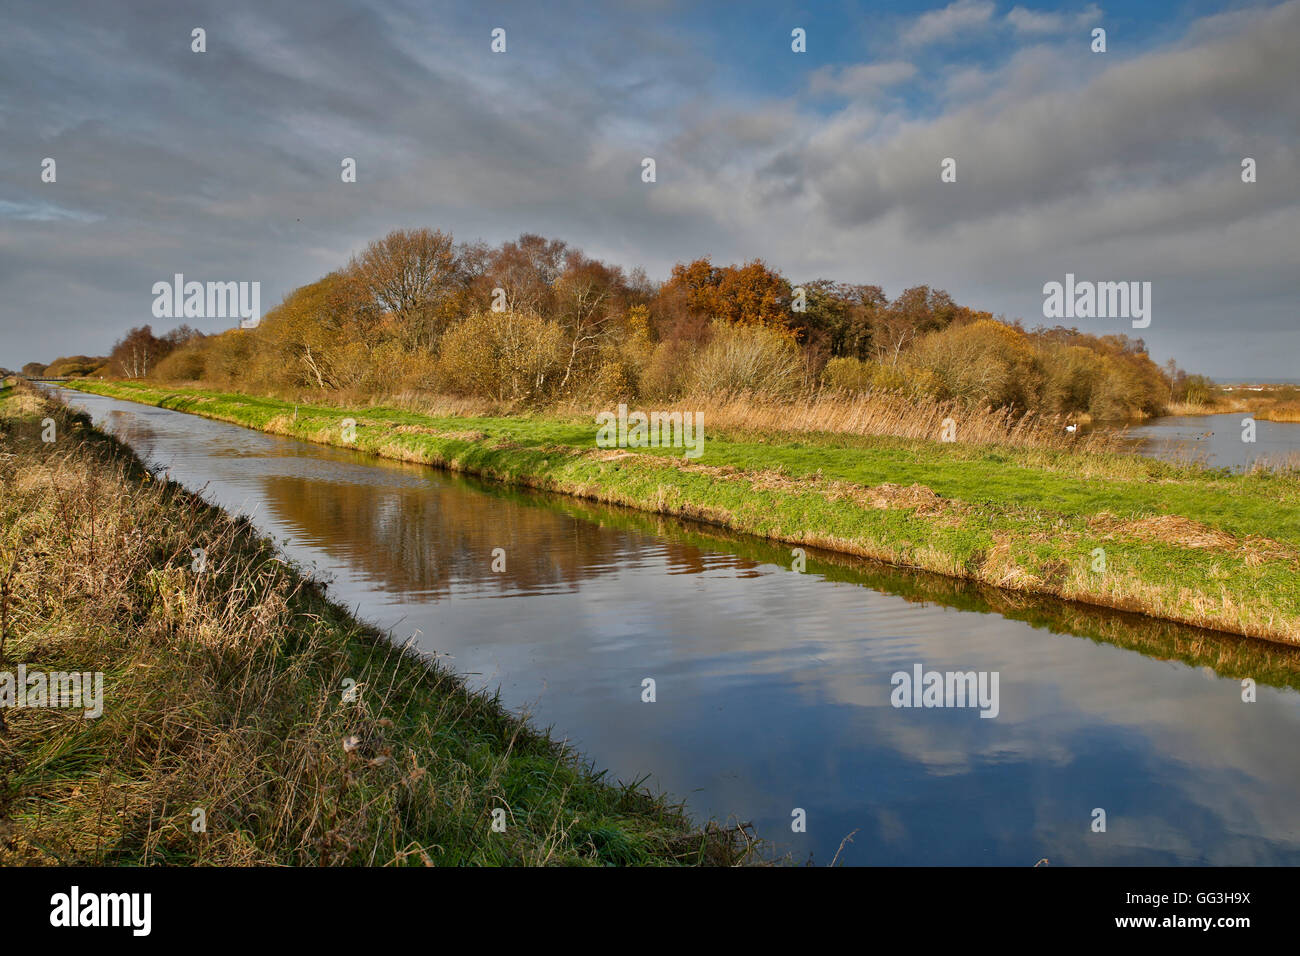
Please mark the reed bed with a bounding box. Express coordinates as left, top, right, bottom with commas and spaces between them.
670, 390, 1120, 453
1256, 402, 1300, 423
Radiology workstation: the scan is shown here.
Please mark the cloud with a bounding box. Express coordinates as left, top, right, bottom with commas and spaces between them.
901, 0, 997, 47
774, 1, 1300, 246
0, 199, 102, 223
642, 1, 1300, 376
808, 61, 918, 97
1006, 3, 1103, 35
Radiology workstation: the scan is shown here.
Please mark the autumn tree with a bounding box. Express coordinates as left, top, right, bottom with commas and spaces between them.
476, 234, 569, 317
872, 286, 959, 364
791, 280, 886, 359
160, 324, 205, 350
552, 251, 633, 391
256, 271, 378, 391
352, 228, 477, 350
658, 258, 793, 332
436, 310, 565, 403
910, 318, 1043, 410
110, 325, 173, 379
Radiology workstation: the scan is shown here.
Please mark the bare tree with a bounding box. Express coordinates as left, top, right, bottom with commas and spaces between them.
110, 325, 171, 379
352, 229, 471, 349
483, 234, 568, 316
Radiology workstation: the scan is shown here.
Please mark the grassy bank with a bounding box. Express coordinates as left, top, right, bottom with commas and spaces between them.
0, 381, 749, 865
63, 379, 1300, 646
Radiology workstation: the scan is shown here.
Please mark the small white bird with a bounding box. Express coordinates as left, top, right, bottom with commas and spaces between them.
1065, 424, 1078, 434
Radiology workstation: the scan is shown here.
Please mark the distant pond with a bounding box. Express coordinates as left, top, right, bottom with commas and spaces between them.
1120, 413, 1300, 470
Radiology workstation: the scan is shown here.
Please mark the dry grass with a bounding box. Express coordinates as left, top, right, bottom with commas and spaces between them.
1168, 389, 1300, 422
667, 390, 1117, 452
183, 379, 1115, 454
1248, 451, 1300, 475
1164, 398, 1250, 416
373, 390, 516, 419
1256, 402, 1300, 423
1088, 512, 1296, 561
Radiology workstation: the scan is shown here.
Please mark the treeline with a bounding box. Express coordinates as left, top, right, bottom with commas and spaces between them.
21, 356, 108, 378
23, 325, 203, 381
94, 228, 1206, 418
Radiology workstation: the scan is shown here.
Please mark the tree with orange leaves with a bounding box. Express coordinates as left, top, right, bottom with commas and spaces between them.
658, 257, 793, 332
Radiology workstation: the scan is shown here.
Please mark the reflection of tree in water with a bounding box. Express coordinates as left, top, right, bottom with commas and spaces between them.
529, 488, 1300, 690
256, 465, 1300, 688
256, 473, 761, 598
103, 410, 157, 464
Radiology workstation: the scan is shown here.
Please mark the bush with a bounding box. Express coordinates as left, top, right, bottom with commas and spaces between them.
910, 320, 1042, 410
357, 340, 436, 394
688, 322, 803, 398
1040, 345, 1104, 416
45, 355, 108, 378
588, 358, 640, 402
152, 343, 208, 382
200, 331, 257, 389
639, 338, 694, 400
822, 356, 873, 393
437, 311, 565, 403
1179, 374, 1215, 407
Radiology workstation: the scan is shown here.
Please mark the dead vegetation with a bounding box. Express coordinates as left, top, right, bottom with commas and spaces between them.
673, 390, 1116, 452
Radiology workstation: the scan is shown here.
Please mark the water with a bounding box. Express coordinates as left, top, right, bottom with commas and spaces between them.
62, 389, 1300, 866
1123, 413, 1300, 470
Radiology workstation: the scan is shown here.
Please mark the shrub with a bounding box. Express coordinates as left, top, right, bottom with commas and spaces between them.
910, 319, 1042, 410
1041, 345, 1105, 416
588, 358, 640, 403
45, 355, 109, 378
638, 338, 695, 400
1180, 374, 1215, 407
152, 343, 208, 382
688, 321, 803, 398
201, 331, 257, 389
436, 311, 565, 403
822, 356, 873, 393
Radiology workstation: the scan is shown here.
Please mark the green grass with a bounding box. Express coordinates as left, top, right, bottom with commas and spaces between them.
62, 379, 1300, 645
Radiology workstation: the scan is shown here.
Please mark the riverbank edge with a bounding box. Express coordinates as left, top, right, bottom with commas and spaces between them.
1, 379, 752, 866
60, 380, 1300, 647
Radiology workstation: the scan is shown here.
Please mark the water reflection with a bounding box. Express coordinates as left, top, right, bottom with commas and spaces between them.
63, 389, 1300, 866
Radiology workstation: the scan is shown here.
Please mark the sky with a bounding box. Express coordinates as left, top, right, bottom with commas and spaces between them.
1, 0, 1296, 378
